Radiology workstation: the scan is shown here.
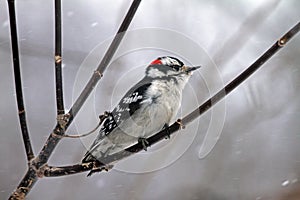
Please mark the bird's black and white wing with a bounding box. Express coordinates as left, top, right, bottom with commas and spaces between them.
104, 80, 152, 134
82, 79, 152, 162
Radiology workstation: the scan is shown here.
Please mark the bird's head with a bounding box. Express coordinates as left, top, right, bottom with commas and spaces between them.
145, 56, 200, 81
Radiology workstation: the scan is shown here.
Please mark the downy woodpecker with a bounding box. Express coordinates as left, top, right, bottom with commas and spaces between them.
82, 56, 200, 173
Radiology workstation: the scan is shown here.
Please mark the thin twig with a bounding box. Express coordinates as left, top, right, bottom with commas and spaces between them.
42, 22, 300, 177
7, 0, 34, 162
62, 112, 109, 138
62, 122, 100, 138
54, 0, 65, 115
8, 1, 141, 199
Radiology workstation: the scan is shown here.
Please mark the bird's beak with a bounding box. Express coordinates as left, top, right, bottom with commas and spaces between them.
182, 65, 201, 73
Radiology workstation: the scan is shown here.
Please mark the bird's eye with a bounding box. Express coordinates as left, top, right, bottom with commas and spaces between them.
172, 65, 181, 71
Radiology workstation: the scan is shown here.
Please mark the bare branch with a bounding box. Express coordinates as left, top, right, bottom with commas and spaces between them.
54, 0, 65, 115
39, 22, 300, 178
7, 0, 34, 162
43, 162, 104, 177
67, 0, 141, 122
182, 21, 300, 125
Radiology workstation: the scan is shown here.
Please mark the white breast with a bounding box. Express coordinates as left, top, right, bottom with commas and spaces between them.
92, 77, 189, 157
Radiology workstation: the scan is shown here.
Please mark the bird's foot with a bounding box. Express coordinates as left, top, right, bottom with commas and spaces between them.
138, 137, 150, 151
99, 111, 111, 122
176, 118, 185, 129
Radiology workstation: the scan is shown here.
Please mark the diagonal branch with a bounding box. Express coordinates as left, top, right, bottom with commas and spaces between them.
67, 0, 141, 122
42, 21, 300, 177
8, 1, 142, 199
54, 0, 65, 115
182, 22, 300, 125
7, 0, 34, 162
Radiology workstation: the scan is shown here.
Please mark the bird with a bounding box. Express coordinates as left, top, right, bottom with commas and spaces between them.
82, 56, 200, 175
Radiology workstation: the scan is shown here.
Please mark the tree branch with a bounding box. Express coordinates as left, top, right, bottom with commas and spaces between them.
43, 162, 104, 177
7, 0, 34, 162
41, 21, 300, 178
8, 1, 141, 199
182, 21, 300, 125
67, 0, 141, 122
54, 0, 65, 115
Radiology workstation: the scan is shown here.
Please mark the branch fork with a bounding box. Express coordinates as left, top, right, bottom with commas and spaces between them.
56, 113, 70, 130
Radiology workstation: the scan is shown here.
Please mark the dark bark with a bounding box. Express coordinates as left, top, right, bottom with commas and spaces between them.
54, 0, 65, 115
7, 0, 34, 162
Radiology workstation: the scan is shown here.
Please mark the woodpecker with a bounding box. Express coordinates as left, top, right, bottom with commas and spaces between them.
82, 56, 200, 174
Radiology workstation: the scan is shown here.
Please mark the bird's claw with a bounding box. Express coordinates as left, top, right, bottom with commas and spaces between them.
165, 133, 170, 139
138, 137, 150, 151
176, 118, 185, 129
99, 111, 110, 121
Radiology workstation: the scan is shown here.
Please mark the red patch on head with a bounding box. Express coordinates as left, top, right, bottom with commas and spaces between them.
150, 59, 162, 65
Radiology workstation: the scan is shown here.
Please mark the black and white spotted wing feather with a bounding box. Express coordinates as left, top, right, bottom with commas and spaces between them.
104, 81, 151, 134
82, 78, 152, 162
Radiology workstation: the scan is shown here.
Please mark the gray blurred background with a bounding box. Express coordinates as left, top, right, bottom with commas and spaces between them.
1, 0, 300, 199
